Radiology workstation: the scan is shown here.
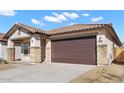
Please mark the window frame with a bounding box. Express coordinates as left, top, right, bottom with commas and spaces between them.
21, 42, 30, 55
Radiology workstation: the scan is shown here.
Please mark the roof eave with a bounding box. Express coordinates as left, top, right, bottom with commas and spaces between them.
3, 24, 17, 39
110, 26, 122, 46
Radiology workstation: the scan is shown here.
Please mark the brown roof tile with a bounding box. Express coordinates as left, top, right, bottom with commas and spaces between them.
16, 23, 47, 34
0, 33, 7, 41
15, 23, 112, 35
3, 23, 121, 46
48, 24, 112, 35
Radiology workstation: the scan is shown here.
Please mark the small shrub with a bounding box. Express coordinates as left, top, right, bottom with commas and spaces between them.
0, 58, 8, 64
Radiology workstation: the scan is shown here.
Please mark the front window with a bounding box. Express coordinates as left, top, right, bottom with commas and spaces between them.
21, 42, 30, 55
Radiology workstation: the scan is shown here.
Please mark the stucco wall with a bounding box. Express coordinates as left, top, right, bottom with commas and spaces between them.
0, 42, 2, 58
97, 31, 119, 65
105, 36, 114, 64
8, 29, 31, 48
105, 33, 119, 64
30, 34, 41, 47
5, 26, 120, 65
97, 32, 106, 46
10, 29, 30, 40
0, 42, 7, 60
7, 29, 31, 62
7, 28, 42, 63
50, 30, 116, 65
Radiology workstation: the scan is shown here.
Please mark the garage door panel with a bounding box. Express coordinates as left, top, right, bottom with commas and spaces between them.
52, 41, 95, 47
52, 45, 95, 49
53, 56, 96, 59
53, 58, 96, 65
52, 49, 95, 57
51, 36, 96, 65
53, 50, 95, 57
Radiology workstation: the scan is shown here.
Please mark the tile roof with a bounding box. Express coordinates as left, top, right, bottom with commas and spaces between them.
47, 24, 112, 35
2, 23, 121, 46
0, 33, 7, 41
15, 23, 113, 35
15, 23, 47, 34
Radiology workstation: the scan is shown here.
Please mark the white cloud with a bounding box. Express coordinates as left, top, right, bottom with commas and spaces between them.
44, 12, 79, 23
82, 13, 90, 17
31, 18, 45, 26
0, 10, 17, 16
44, 16, 61, 23
63, 12, 79, 19
69, 23, 77, 26
91, 16, 103, 22
44, 12, 67, 23
53, 12, 67, 21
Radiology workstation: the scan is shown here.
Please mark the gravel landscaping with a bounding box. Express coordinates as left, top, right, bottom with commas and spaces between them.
70, 63, 124, 83
0, 64, 16, 71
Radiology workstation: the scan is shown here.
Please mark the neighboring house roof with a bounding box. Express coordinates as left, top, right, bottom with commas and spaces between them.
3, 22, 122, 46
0, 33, 7, 42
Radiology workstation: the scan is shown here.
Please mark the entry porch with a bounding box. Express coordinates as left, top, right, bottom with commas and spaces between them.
7, 34, 46, 63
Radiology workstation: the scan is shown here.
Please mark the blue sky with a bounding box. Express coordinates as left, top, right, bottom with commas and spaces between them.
0, 10, 124, 42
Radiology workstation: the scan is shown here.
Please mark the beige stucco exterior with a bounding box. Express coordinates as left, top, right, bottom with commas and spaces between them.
0, 42, 7, 60
1, 23, 121, 65
96, 30, 120, 65
6, 29, 42, 63
48, 29, 120, 65
9, 29, 31, 40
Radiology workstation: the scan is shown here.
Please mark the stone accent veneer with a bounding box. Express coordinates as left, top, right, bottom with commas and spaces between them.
97, 44, 107, 65
30, 47, 41, 63
7, 48, 15, 62
45, 47, 51, 62
45, 39, 51, 63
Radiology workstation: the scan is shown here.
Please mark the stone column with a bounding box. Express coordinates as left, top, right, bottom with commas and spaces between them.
97, 44, 107, 65
30, 47, 41, 63
30, 34, 41, 63
97, 33, 108, 65
45, 39, 51, 63
7, 39, 15, 62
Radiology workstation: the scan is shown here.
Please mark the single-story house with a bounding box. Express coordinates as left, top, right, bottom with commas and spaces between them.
0, 23, 122, 65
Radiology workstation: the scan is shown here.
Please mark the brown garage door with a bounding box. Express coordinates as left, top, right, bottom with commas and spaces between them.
51, 36, 96, 65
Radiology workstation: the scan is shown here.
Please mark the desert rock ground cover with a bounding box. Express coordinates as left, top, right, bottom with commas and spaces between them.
0, 64, 16, 71
70, 63, 124, 83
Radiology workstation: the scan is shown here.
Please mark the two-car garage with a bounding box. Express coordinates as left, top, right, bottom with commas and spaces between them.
51, 36, 97, 65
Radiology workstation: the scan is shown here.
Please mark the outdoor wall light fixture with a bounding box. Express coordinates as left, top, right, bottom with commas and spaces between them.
98, 37, 103, 43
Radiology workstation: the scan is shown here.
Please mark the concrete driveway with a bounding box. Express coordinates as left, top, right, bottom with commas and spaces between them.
0, 63, 95, 83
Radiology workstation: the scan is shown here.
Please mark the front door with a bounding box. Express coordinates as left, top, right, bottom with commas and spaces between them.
15, 42, 21, 61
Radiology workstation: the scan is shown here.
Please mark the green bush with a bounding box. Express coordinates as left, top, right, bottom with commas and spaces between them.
0, 58, 8, 64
